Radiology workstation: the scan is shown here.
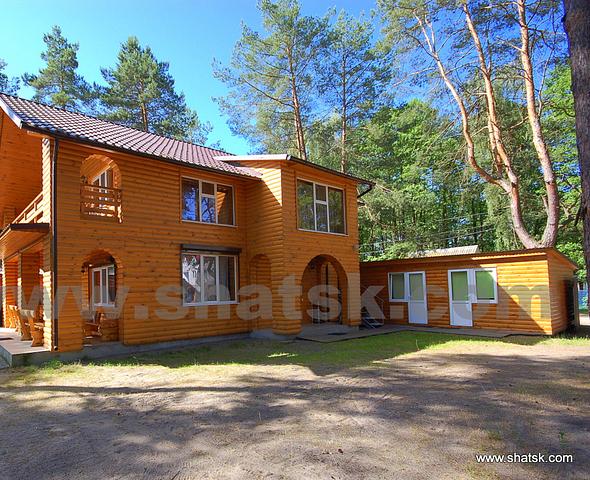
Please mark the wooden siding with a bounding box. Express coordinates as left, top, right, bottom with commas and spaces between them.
1, 110, 365, 350
0, 111, 43, 227
53, 140, 257, 350
280, 162, 361, 334
547, 250, 578, 333
360, 249, 575, 334
242, 160, 362, 335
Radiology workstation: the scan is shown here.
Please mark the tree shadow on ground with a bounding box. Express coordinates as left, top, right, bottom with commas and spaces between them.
85, 331, 577, 375
0, 340, 588, 480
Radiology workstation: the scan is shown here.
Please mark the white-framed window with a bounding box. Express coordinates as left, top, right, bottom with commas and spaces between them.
93, 168, 113, 188
181, 178, 235, 226
388, 272, 406, 301
448, 267, 498, 304
182, 252, 238, 305
388, 271, 427, 302
297, 179, 345, 234
473, 268, 498, 303
91, 264, 116, 307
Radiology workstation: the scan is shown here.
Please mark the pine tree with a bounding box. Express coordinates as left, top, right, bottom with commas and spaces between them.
0, 59, 19, 95
100, 37, 210, 144
214, 0, 329, 159
314, 11, 390, 173
23, 26, 91, 110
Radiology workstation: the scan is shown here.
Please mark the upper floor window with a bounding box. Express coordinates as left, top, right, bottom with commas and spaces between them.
93, 168, 113, 188
182, 178, 235, 225
297, 179, 345, 234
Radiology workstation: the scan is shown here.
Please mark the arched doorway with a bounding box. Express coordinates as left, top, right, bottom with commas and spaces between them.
81, 249, 122, 344
301, 255, 348, 326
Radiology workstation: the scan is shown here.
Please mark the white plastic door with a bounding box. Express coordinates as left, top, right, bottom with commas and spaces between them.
408, 272, 428, 324
449, 269, 473, 326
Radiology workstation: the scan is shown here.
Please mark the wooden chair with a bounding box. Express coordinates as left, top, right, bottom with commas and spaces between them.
22, 309, 44, 347
3, 306, 11, 329
84, 309, 104, 338
7, 305, 19, 330
17, 308, 32, 341
5, 305, 15, 329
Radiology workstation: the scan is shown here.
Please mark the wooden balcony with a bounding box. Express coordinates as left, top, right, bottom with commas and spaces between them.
80, 184, 122, 222
13, 192, 44, 224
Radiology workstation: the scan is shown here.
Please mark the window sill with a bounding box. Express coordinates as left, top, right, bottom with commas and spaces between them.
181, 219, 237, 228
183, 301, 239, 307
297, 228, 348, 237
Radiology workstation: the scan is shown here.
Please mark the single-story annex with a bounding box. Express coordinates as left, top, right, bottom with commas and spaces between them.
360, 248, 579, 335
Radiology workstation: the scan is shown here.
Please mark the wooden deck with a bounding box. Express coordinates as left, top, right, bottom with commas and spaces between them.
0, 327, 51, 366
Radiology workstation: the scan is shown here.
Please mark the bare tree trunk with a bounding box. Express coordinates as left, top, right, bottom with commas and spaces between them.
416, 13, 542, 248
341, 55, 348, 173
140, 103, 149, 132
517, 0, 559, 246
563, 0, 590, 285
287, 47, 307, 161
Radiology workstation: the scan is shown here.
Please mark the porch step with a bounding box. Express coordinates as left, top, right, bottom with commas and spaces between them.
361, 309, 384, 329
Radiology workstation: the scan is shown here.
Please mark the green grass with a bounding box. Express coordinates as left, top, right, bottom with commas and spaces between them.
95, 331, 590, 370
7, 331, 590, 379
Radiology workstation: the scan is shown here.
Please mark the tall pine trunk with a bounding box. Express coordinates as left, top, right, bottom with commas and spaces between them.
563, 0, 590, 286
340, 55, 348, 173
287, 46, 307, 161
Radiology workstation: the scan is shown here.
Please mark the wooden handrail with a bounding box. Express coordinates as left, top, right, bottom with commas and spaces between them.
13, 192, 44, 224
80, 184, 122, 221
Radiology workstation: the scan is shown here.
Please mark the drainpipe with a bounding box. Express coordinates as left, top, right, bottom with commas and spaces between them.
51, 138, 59, 351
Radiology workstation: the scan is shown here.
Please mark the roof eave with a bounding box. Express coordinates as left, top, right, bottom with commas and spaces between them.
0, 96, 23, 128
17, 122, 262, 181
215, 153, 374, 186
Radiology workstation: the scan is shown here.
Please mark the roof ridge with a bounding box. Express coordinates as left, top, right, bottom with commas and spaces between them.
0, 92, 234, 156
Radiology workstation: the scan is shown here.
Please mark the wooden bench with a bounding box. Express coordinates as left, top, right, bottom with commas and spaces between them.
84, 309, 119, 342
21, 309, 44, 347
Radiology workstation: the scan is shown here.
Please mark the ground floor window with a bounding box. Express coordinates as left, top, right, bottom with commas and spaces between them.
473, 268, 497, 302
387, 271, 426, 302
91, 265, 116, 307
182, 252, 237, 305
448, 267, 498, 304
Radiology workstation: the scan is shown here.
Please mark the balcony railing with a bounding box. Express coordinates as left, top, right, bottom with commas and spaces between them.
80, 184, 122, 222
13, 192, 44, 224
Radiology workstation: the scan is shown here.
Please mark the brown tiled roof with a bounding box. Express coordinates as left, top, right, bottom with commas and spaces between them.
0, 93, 261, 179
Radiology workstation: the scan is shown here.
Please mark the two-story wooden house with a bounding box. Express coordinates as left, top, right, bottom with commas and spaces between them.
0, 94, 371, 354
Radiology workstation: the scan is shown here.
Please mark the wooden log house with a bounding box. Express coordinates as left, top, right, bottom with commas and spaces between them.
0, 94, 579, 355
0, 94, 367, 352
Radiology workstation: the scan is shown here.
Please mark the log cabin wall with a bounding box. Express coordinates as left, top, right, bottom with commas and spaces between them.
281, 162, 361, 333
547, 250, 579, 333
52, 148, 364, 349
244, 161, 287, 332
360, 249, 577, 335
239, 159, 362, 335
54, 140, 257, 351
0, 111, 43, 227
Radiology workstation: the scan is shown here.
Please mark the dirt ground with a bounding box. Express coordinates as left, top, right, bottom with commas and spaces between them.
0, 338, 588, 479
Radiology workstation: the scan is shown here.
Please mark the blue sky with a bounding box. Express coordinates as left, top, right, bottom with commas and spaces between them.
0, 0, 378, 153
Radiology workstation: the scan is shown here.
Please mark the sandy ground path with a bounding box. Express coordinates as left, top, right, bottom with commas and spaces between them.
0, 341, 588, 479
